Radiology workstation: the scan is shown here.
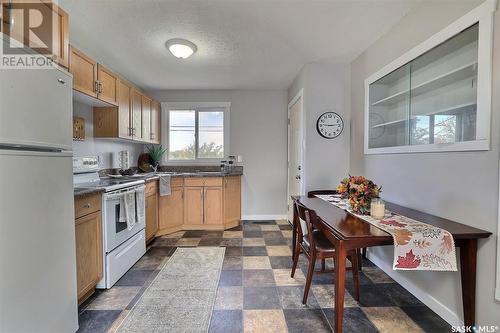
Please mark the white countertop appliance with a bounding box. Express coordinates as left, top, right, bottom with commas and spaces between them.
73, 157, 146, 289
0, 37, 78, 332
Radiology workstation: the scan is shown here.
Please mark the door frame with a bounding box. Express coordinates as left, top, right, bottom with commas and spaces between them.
287, 89, 305, 220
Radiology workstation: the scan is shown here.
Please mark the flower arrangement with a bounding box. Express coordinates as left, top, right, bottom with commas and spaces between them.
336, 175, 381, 215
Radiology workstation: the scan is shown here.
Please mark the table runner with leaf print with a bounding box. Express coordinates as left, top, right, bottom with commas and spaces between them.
315, 195, 457, 271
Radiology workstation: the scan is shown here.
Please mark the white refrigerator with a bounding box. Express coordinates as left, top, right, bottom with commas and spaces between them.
0, 39, 78, 331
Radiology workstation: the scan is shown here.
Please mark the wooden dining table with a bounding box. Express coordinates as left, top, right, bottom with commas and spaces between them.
291, 195, 492, 333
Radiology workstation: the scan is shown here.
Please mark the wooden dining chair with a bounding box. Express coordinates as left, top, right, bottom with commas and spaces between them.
291, 200, 360, 304
307, 189, 338, 197
307, 189, 365, 271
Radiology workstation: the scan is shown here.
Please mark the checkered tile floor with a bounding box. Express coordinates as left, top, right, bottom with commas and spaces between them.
77, 220, 451, 333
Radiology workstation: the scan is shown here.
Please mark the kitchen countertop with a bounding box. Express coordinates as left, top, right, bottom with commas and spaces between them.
74, 171, 243, 198
74, 187, 105, 199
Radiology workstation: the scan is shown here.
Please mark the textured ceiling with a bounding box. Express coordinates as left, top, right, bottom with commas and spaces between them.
60, 0, 422, 90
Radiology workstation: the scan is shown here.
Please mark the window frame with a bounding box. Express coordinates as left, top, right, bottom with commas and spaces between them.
161, 102, 230, 164
363, 2, 494, 155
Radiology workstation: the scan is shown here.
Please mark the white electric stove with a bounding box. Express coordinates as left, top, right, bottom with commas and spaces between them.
73, 157, 146, 289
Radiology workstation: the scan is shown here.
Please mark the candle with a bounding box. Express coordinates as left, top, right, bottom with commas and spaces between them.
370, 198, 385, 219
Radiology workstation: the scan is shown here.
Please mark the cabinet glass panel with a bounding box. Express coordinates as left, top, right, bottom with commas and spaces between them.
368, 64, 410, 148
410, 23, 478, 145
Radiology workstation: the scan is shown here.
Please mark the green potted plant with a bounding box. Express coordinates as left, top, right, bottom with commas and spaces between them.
147, 145, 167, 172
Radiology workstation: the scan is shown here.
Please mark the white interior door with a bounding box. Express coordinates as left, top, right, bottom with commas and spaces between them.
287, 91, 304, 221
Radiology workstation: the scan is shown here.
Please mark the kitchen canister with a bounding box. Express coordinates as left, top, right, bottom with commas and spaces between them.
118, 150, 130, 170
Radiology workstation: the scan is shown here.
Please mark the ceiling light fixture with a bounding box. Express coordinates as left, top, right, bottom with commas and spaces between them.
165, 38, 197, 59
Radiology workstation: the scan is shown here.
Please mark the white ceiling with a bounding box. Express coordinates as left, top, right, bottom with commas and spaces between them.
60, 0, 422, 91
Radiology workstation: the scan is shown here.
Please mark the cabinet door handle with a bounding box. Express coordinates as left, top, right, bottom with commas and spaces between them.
98, 82, 103, 93
83, 203, 91, 209
94, 81, 99, 93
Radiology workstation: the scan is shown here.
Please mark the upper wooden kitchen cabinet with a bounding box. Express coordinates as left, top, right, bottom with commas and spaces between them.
1, 1, 69, 68
69, 46, 119, 106
49, 2, 70, 68
69, 46, 98, 98
97, 64, 119, 106
141, 95, 152, 142
132, 89, 143, 140
93, 79, 133, 139
150, 100, 161, 144
118, 80, 133, 139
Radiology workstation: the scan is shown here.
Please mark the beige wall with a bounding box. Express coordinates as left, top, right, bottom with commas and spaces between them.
72, 102, 145, 169
149, 89, 288, 219
350, 0, 500, 326
288, 63, 351, 192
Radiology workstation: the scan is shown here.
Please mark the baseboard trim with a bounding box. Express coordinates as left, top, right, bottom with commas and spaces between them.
366, 250, 463, 327
241, 214, 288, 221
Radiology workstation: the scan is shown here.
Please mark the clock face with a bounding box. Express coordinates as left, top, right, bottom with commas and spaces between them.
316, 112, 343, 139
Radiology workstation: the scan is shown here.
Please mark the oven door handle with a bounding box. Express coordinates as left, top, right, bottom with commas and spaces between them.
106, 189, 137, 200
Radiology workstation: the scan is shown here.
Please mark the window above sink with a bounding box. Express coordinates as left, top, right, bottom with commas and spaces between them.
162, 102, 231, 164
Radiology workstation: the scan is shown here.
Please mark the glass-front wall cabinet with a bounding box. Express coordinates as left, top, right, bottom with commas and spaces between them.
366, 20, 490, 153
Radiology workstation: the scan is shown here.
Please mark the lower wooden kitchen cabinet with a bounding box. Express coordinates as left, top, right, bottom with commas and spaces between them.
157, 175, 241, 236
184, 186, 204, 226
74, 193, 102, 304
203, 187, 224, 225
145, 181, 159, 243
158, 178, 185, 234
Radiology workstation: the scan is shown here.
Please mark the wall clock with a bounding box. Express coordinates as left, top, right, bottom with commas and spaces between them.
316, 112, 344, 139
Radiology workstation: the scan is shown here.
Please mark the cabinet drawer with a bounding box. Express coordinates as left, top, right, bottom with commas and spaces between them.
146, 181, 158, 196
171, 177, 184, 187
204, 177, 223, 187
184, 177, 223, 187
184, 178, 204, 187
75, 194, 101, 219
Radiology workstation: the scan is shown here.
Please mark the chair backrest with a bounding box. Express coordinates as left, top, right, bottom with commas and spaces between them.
294, 200, 320, 249
307, 190, 338, 198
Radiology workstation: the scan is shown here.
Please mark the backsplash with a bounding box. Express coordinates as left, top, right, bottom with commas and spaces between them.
72, 101, 145, 169
98, 165, 243, 176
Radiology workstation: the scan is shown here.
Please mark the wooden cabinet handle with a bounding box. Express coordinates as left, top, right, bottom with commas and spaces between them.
83, 203, 91, 209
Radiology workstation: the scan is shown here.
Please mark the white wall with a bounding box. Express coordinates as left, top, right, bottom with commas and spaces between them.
72, 101, 144, 169
288, 63, 351, 192
350, 0, 500, 326
148, 90, 288, 219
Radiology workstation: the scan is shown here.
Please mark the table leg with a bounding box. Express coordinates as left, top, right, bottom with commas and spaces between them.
459, 239, 477, 328
334, 241, 347, 333
291, 206, 297, 263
